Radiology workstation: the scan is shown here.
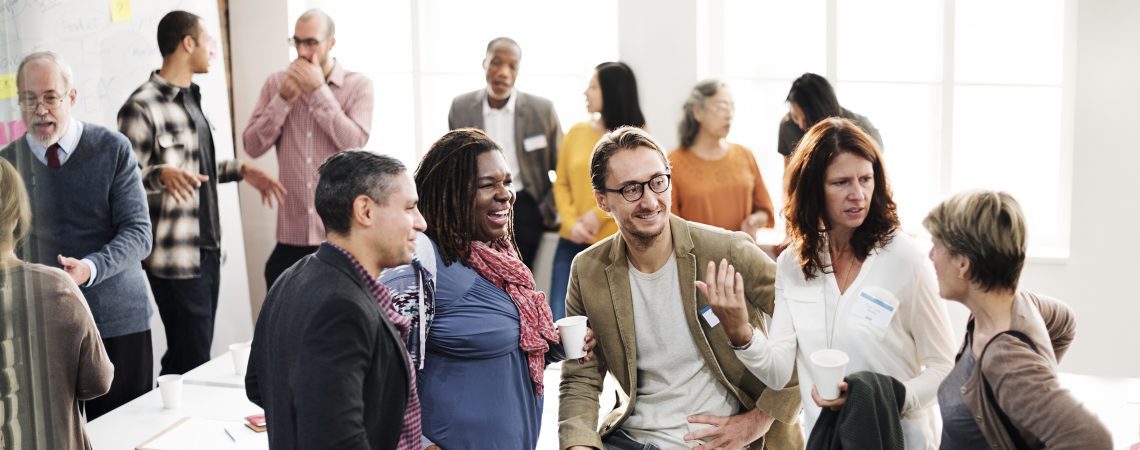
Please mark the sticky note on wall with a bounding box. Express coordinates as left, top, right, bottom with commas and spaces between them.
110, 0, 132, 23
0, 73, 16, 99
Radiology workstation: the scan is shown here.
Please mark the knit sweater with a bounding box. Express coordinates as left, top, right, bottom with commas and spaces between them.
1, 123, 154, 338
0, 262, 114, 450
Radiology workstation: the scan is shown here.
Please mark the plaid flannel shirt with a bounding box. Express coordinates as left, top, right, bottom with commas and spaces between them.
118, 71, 243, 279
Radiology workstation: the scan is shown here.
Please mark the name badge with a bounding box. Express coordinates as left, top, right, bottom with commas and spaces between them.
700, 305, 721, 328
523, 134, 547, 152
852, 288, 896, 330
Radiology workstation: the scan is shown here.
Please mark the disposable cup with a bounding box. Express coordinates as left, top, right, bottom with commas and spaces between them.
810, 348, 849, 401
157, 374, 183, 409
555, 316, 589, 359
230, 342, 252, 376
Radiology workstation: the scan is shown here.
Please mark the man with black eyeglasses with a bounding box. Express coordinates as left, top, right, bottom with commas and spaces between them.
3, 51, 151, 420
119, 10, 284, 377
558, 127, 804, 450
243, 8, 374, 291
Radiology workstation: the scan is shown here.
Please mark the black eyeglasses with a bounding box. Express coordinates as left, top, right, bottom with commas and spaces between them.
600, 173, 671, 202
288, 37, 325, 48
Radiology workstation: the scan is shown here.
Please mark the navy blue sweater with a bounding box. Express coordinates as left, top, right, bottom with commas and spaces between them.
1, 123, 153, 338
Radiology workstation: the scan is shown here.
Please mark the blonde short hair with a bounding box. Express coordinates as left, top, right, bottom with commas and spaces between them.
923, 190, 1026, 292
0, 159, 31, 249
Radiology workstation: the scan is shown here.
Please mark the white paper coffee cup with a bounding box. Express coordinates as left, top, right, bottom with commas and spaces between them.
157, 374, 183, 409
555, 316, 588, 359
810, 348, 849, 401
230, 342, 252, 376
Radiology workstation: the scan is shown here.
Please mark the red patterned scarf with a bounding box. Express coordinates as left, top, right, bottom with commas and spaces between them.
466, 239, 560, 395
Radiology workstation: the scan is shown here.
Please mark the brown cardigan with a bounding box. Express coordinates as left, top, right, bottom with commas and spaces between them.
961, 291, 1111, 449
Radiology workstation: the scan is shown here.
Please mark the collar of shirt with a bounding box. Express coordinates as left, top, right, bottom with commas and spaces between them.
27, 117, 83, 165
149, 70, 202, 104
326, 59, 346, 87
482, 87, 517, 117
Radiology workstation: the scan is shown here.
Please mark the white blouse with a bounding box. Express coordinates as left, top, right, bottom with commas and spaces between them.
737, 231, 956, 449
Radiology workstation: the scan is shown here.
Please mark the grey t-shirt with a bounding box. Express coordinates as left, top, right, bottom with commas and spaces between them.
622, 254, 740, 448
937, 336, 992, 450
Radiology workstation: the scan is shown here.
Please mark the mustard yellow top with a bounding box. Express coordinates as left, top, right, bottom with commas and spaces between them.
553, 122, 618, 243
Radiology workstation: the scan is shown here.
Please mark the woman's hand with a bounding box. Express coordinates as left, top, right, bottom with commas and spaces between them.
740, 211, 769, 239
811, 382, 848, 411
578, 327, 596, 363
696, 259, 753, 347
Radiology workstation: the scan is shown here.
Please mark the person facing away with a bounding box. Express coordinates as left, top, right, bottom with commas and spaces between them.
243, 8, 374, 290
670, 79, 776, 238
559, 127, 803, 450
0, 158, 113, 450
924, 190, 1111, 450
550, 61, 645, 320
2, 51, 152, 421
448, 37, 563, 269
118, 10, 285, 376
778, 73, 882, 166
245, 150, 427, 450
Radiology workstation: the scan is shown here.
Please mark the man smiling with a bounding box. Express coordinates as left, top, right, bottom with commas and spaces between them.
558, 127, 803, 450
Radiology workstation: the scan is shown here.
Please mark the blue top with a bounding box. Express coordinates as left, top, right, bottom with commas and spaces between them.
417, 247, 543, 449
1, 123, 153, 338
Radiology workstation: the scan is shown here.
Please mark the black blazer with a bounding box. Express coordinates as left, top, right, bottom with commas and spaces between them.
246, 244, 410, 450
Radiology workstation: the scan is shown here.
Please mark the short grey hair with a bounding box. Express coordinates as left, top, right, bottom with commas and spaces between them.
16, 51, 75, 92
298, 8, 335, 40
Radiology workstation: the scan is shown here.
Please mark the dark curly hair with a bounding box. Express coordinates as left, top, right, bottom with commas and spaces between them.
784, 117, 898, 280
414, 128, 517, 266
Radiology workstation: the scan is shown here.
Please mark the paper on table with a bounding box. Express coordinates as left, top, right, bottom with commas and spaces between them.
136, 417, 267, 450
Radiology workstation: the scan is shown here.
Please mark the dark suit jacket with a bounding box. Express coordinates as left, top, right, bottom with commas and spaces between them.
448, 88, 563, 228
246, 244, 410, 450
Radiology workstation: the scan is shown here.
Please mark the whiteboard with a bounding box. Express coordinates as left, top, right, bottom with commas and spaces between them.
0, 0, 254, 365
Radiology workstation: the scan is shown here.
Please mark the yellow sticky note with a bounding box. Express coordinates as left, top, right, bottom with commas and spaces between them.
110, 0, 132, 23
0, 74, 16, 100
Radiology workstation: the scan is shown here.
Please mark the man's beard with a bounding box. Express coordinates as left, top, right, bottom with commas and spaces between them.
29, 120, 63, 148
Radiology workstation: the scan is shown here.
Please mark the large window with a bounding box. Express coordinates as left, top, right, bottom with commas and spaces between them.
290, 0, 618, 169
721, 0, 1073, 258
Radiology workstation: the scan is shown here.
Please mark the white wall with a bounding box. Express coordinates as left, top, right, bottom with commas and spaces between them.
230, 0, 292, 317
227, 0, 1139, 377
1016, 0, 1140, 378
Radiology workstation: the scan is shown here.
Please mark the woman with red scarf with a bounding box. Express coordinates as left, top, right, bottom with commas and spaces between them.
382, 129, 594, 449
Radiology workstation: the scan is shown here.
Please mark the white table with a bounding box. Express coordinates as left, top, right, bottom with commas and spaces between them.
1060, 372, 1140, 449
87, 381, 265, 449
182, 350, 246, 389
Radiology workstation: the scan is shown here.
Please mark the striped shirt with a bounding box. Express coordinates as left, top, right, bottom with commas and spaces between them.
242, 60, 373, 246
329, 243, 422, 450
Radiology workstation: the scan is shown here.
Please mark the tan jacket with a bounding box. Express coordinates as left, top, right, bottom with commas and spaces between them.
963, 291, 1111, 449
558, 215, 803, 450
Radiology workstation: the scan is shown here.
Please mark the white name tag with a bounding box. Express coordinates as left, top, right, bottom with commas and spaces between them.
852, 288, 896, 330
523, 134, 547, 152
700, 305, 721, 328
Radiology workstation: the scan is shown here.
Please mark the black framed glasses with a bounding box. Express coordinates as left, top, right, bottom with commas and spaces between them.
600, 173, 671, 202
288, 36, 325, 48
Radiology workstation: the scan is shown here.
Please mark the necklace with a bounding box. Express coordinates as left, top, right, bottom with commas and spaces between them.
824, 243, 858, 349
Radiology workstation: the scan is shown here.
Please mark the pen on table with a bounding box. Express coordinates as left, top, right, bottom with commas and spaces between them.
225, 427, 237, 442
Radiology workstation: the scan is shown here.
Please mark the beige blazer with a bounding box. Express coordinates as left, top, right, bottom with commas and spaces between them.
558, 215, 803, 450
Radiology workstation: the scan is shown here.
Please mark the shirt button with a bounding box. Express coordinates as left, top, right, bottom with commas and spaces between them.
960, 387, 967, 394
306, 157, 313, 164
307, 208, 314, 214
307, 182, 313, 188
306, 131, 313, 138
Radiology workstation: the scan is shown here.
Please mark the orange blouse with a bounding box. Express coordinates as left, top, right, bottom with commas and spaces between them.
668, 143, 775, 231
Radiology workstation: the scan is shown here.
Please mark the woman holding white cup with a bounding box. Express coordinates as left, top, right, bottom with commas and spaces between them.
705, 119, 955, 449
